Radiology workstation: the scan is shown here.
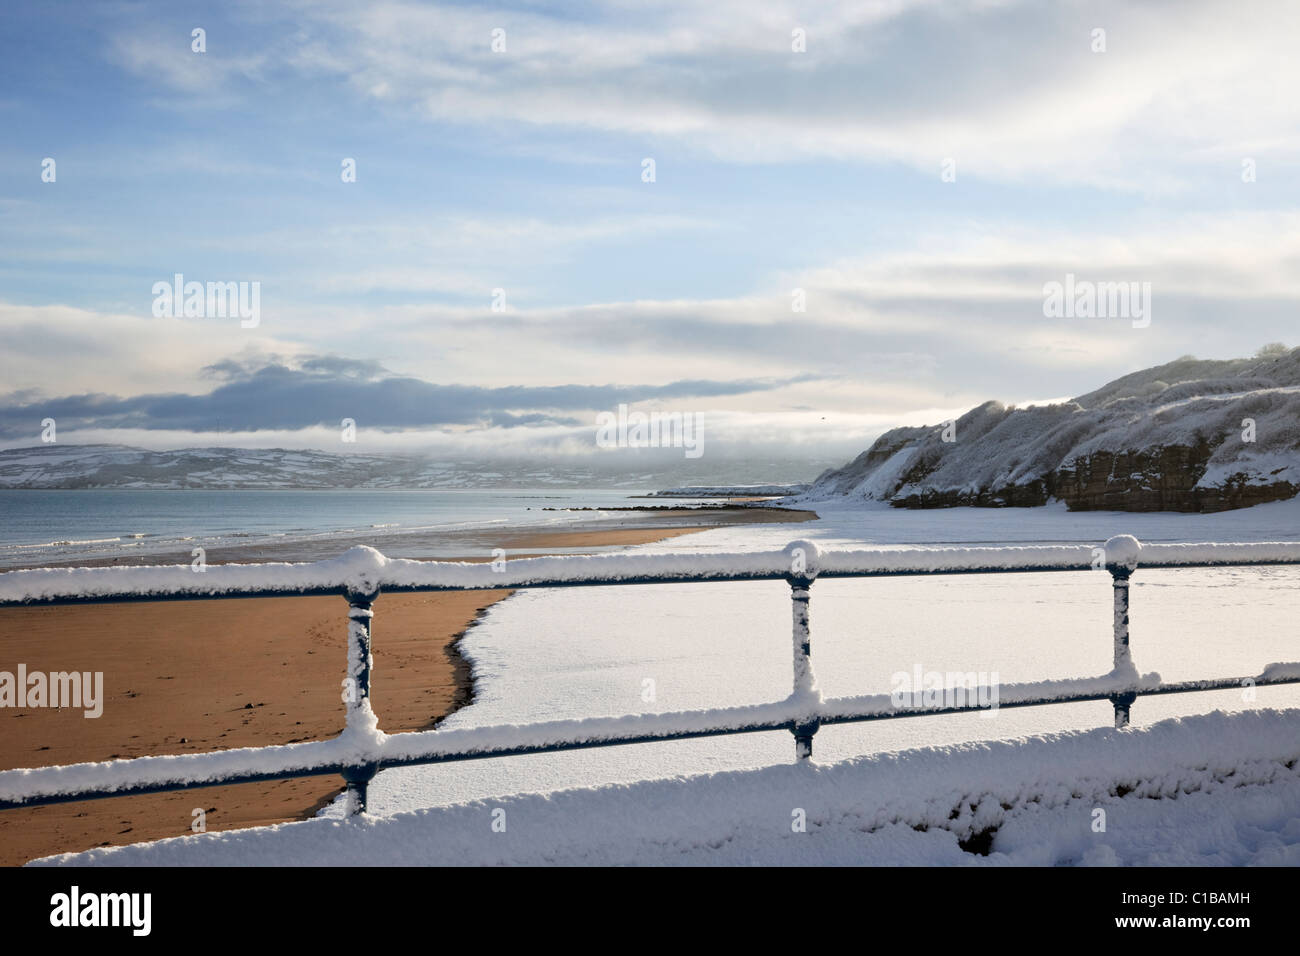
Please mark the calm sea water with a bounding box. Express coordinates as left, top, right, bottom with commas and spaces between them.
0, 488, 695, 567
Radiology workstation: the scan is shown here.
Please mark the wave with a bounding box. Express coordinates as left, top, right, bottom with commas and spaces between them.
16, 536, 124, 548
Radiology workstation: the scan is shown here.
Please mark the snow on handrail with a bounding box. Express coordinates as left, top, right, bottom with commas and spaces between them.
1132, 541, 1300, 566
8, 663, 1300, 809
5, 537, 1300, 605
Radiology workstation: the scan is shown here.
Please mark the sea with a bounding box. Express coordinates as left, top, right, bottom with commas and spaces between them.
0, 488, 720, 569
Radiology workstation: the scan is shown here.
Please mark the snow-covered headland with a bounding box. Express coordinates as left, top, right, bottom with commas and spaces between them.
798, 348, 1300, 513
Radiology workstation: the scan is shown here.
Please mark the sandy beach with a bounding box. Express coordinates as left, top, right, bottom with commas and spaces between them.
0, 506, 812, 865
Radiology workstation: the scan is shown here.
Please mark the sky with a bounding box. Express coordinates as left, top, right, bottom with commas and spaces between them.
1, 0, 1297, 471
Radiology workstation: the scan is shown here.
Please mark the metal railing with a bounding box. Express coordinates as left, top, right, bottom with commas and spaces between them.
2, 535, 1299, 815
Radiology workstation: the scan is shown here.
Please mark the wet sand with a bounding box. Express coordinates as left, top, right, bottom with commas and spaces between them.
0, 509, 813, 865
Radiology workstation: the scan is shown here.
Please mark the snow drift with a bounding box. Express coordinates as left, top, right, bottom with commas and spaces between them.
31, 708, 1300, 866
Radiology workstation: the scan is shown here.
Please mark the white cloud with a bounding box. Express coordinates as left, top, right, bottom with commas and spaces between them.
0, 303, 309, 396
144, 0, 1300, 189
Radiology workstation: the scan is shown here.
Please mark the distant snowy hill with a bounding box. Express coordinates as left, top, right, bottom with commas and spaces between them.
650, 483, 811, 497
0, 444, 826, 491
800, 347, 1300, 512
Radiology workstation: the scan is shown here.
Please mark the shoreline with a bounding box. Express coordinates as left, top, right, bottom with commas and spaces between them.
0, 508, 814, 866
2, 504, 815, 572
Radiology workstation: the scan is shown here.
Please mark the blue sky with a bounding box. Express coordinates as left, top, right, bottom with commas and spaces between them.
1, 0, 1298, 463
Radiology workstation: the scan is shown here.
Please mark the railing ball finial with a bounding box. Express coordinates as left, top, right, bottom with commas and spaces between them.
334, 545, 390, 600
1102, 534, 1142, 574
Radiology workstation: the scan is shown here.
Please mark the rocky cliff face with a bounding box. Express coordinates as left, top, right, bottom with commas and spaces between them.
800, 348, 1300, 513
1051, 444, 1296, 512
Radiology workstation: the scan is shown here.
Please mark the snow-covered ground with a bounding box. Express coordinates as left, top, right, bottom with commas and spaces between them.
38, 709, 1300, 866
39, 497, 1300, 865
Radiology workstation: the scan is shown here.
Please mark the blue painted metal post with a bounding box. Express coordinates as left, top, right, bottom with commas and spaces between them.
789, 577, 819, 759
343, 589, 380, 815
1108, 567, 1136, 728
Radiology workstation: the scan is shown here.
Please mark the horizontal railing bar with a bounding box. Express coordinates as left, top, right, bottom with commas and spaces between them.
375, 718, 798, 769
5, 557, 1300, 607
820, 674, 1300, 724
0, 763, 352, 810
372, 672, 1300, 766
6, 674, 1300, 811
0, 719, 803, 811
0, 572, 798, 607
0, 586, 351, 608
376, 673, 1300, 761
1078, 559, 1300, 571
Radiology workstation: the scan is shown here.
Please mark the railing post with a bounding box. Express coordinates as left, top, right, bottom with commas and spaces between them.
342, 588, 380, 815
785, 540, 823, 760
1102, 535, 1142, 729
789, 577, 820, 758
1108, 566, 1136, 728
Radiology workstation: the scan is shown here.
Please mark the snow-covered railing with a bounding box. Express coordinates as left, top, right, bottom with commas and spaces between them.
2, 535, 1300, 815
